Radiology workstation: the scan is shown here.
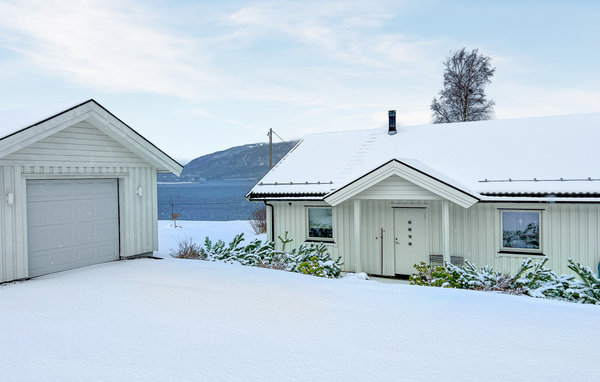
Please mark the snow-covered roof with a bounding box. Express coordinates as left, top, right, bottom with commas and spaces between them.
0, 101, 85, 141
0, 99, 183, 175
248, 113, 600, 201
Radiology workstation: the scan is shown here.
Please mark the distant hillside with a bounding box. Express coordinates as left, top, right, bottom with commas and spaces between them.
158, 140, 299, 182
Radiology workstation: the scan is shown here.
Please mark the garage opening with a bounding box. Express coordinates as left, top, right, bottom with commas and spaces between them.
26, 179, 119, 277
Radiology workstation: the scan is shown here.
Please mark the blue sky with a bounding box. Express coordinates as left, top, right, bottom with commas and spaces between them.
0, 0, 598, 163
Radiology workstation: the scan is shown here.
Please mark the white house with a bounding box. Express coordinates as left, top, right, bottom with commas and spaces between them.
0, 100, 182, 283
247, 112, 600, 276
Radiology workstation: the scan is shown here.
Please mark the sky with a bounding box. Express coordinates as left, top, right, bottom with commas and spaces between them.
0, 0, 598, 164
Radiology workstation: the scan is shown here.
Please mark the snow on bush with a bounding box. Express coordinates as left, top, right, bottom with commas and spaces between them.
410, 257, 600, 305
170, 235, 203, 259
171, 232, 343, 278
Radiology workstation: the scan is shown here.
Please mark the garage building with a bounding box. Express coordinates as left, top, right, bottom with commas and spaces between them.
0, 99, 183, 282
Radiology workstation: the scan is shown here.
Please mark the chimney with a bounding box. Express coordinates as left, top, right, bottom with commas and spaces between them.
388, 110, 397, 135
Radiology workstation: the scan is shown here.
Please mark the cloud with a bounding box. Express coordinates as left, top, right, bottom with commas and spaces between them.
493, 84, 600, 119
0, 0, 214, 98
226, 0, 442, 70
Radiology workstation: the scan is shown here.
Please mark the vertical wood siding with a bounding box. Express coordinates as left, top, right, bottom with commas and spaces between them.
449, 203, 600, 275
270, 199, 600, 276
272, 199, 442, 276
354, 175, 440, 200
0, 122, 160, 282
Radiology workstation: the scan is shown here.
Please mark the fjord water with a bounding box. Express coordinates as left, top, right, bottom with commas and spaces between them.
158, 180, 261, 221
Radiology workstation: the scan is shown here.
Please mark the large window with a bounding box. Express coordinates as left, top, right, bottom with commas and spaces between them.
501, 210, 541, 252
307, 207, 333, 241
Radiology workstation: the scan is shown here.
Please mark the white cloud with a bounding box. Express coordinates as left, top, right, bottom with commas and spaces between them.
0, 0, 214, 98
493, 84, 600, 119
226, 0, 441, 70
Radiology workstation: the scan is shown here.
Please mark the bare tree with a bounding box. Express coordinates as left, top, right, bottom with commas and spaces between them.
431, 48, 496, 123
171, 212, 181, 228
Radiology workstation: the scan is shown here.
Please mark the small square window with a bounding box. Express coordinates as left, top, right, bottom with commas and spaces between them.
501, 210, 541, 252
307, 207, 333, 241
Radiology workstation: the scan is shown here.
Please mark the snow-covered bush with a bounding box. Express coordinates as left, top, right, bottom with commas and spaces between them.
170, 236, 203, 259
287, 242, 343, 278
511, 257, 575, 300
446, 261, 524, 293
567, 259, 600, 304
410, 257, 600, 304
412, 260, 526, 294
185, 233, 343, 278
409, 262, 463, 288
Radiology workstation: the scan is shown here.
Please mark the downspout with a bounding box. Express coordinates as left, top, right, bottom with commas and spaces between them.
264, 201, 275, 242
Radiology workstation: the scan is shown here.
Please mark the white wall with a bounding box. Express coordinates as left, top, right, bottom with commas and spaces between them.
451, 202, 600, 275
0, 121, 159, 283
269, 199, 600, 276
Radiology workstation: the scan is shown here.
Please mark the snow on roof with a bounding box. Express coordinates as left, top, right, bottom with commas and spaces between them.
249, 113, 600, 199
0, 100, 89, 140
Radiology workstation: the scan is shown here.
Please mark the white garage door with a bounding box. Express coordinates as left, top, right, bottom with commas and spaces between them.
27, 179, 119, 277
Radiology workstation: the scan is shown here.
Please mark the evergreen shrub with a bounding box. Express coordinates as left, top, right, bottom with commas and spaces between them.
173, 232, 343, 278
410, 256, 600, 305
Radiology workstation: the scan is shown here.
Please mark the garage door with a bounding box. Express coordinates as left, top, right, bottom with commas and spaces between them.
27, 179, 119, 277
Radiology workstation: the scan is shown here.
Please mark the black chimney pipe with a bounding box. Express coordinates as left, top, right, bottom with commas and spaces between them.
388, 110, 397, 135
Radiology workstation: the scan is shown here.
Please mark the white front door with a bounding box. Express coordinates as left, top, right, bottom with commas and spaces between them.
394, 208, 427, 275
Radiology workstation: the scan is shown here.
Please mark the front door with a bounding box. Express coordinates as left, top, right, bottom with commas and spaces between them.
394, 208, 427, 275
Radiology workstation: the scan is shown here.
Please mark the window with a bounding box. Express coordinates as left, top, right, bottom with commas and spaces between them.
307, 207, 333, 241
501, 210, 541, 252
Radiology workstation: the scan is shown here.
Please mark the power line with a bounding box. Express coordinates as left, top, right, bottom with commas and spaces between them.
271, 130, 294, 149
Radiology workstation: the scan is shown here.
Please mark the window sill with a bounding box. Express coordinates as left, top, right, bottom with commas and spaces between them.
305, 239, 335, 244
497, 251, 544, 256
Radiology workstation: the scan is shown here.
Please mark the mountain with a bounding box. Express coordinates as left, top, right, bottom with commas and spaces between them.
158, 140, 299, 182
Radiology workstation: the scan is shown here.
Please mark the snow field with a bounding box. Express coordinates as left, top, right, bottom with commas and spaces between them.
157, 220, 265, 258
0, 220, 599, 381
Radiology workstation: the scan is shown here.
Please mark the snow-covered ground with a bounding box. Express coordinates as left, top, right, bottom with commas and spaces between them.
157, 219, 265, 258
1, 221, 600, 381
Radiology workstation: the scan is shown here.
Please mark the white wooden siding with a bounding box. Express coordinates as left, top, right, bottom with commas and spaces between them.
451, 203, 600, 275
271, 199, 442, 276
353, 175, 440, 200
4, 123, 147, 166
270, 199, 600, 276
0, 122, 159, 283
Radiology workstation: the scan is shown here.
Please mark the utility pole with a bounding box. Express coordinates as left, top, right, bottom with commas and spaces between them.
269, 128, 273, 169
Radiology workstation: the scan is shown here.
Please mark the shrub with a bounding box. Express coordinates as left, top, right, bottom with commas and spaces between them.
185, 232, 343, 278
410, 256, 600, 304
409, 262, 462, 288
567, 259, 600, 304
287, 242, 343, 278
512, 257, 574, 300
249, 206, 267, 234
170, 236, 203, 259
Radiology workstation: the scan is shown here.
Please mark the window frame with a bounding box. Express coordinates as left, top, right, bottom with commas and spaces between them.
305, 206, 334, 243
499, 208, 543, 254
